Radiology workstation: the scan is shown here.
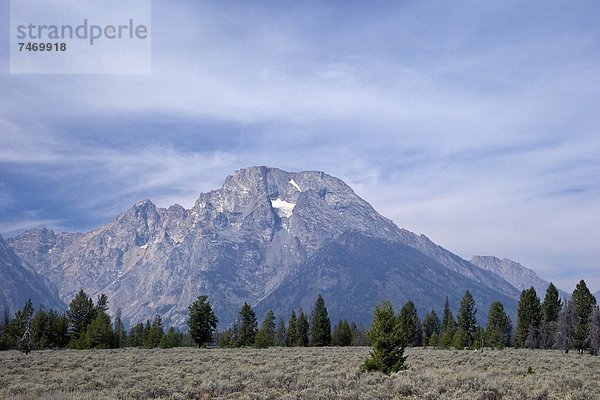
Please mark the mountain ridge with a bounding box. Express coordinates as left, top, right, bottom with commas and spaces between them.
7, 166, 520, 327
470, 256, 570, 300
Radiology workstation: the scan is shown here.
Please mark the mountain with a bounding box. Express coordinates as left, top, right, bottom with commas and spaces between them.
470, 256, 569, 300
7, 166, 520, 328
256, 231, 518, 325
0, 233, 65, 315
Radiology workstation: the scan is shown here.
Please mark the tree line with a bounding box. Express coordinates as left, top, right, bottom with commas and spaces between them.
1, 280, 598, 358
0, 290, 193, 353
207, 294, 369, 349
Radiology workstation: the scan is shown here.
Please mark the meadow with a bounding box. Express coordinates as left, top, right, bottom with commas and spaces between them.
0, 347, 598, 400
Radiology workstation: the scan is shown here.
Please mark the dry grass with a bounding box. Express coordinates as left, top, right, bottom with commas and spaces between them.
0, 347, 599, 399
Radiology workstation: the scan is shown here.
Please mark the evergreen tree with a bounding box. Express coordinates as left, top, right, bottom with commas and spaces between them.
422, 310, 440, 347
571, 279, 597, 354
274, 318, 287, 346
397, 300, 421, 346
236, 302, 258, 347
524, 322, 538, 349
539, 319, 554, 350
441, 297, 456, 332
439, 297, 456, 348
187, 295, 218, 347
452, 328, 466, 350
287, 310, 299, 346
297, 309, 310, 346
143, 315, 164, 348
160, 327, 182, 348
331, 320, 353, 346
485, 301, 511, 349
350, 321, 370, 346
31, 308, 50, 350
515, 287, 542, 348
217, 327, 236, 348
80, 294, 115, 349
361, 300, 407, 374
66, 289, 95, 347
542, 283, 562, 323
83, 312, 115, 349
114, 307, 127, 348
309, 294, 331, 346
254, 310, 276, 348
128, 322, 145, 347
0, 306, 10, 350
555, 299, 576, 353
456, 290, 478, 348
588, 306, 600, 356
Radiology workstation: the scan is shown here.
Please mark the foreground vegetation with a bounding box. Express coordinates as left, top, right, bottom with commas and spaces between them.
1, 347, 599, 400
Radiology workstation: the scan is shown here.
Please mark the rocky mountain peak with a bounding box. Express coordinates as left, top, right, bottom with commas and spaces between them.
6, 167, 522, 328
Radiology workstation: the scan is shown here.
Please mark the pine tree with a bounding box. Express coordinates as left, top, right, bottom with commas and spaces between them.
297, 309, 309, 346
114, 307, 127, 348
456, 291, 478, 348
485, 301, 511, 349
160, 327, 182, 348
524, 322, 538, 349
331, 320, 353, 346
397, 300, 421, 347
50, 311, 69, 348
31, 308, 49, 350
439, 297, 456, 348
83, 312, 115, 349
128, 322, 145, 347
515, 287, 542, 348
361, 300, 407, 374
187, 295, 218, 347
66, 289, 96, 347
81, 294, 115, 349
143, 314, 164, 348
254, 310, 276, 348
236, 302, 258, 347
555, 299, 576, 353
441, 297, 456, 332
542, 283, 562, 323
452, 328, 466, 350
287, 310, 299, 346
309, 294, 331, 346
571, 280, 597, 354
422, 310, 440, 347
588, 306, 600, 356
350, 321, 370, 346
0, 306, 10, 350
274, 318, 287, 346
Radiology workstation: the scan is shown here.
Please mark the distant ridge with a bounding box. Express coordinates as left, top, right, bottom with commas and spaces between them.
0, 234, 65, 313
470, 256, 569, 299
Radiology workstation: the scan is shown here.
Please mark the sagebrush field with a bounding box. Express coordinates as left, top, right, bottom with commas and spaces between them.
1, 347, 598, 400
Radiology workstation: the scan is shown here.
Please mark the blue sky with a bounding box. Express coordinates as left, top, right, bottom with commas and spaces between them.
1, 0, 599, 293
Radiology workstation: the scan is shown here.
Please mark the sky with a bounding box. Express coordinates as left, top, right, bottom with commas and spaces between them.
0, 0, 599, 293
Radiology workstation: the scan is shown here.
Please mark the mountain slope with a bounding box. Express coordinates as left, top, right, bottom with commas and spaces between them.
0, 234, 65, 314
8, 166, 520, 328
256, 231, 518, 325
470, 256, 569, 299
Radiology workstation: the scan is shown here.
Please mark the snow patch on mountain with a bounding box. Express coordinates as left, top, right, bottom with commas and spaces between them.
271, 198, 295, 218
290, 179, 302, 192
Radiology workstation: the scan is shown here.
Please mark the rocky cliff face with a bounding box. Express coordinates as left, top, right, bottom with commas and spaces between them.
0, 234, 64, 314
8, 166, 520, 327
470, 256, 569, 300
